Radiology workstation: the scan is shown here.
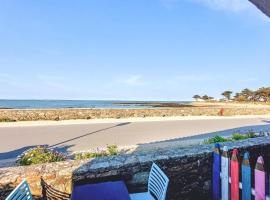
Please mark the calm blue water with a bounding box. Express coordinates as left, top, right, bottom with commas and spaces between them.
0, 100, 190, 109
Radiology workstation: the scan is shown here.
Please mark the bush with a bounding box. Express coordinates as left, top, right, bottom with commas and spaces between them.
107, 145, 118, 155
74, 145, 119, 160
16, 147, 66, 166
204, 131, 256, 144
231, 133, 247, 140
204, 135, 231, 144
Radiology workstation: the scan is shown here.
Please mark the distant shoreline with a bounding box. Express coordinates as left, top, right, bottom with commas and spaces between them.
0, 99, 191, 109
1, 102, 270, 122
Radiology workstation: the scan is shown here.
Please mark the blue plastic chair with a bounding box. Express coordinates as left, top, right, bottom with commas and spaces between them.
130, 163, 169, 200
6, 179, 32, 200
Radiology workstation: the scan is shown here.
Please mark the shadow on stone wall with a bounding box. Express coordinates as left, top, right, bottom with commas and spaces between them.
71, 144, 213, 200
70, 120, 270, 200
41, 178, 70, 200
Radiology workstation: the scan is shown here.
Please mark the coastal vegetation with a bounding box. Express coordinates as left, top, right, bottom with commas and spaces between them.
16, 146, 66, 166
203, 131, 256, 144
0, 118, 16, 122
16, 145, 119, 166
74, 145, 119, 160
192, 95, 214, 101
193, 87, 270, 102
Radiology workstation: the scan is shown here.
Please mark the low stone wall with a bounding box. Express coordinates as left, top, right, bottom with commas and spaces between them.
1, 107, 270, 121
1, 137, 270, 200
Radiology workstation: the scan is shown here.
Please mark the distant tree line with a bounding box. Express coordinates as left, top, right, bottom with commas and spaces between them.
193, 87, 270, 102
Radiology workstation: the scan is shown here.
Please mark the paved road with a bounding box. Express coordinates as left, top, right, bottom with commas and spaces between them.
0, 116, 270, 167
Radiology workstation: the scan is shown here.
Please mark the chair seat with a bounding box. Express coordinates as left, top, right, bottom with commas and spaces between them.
130, 192, 155, 200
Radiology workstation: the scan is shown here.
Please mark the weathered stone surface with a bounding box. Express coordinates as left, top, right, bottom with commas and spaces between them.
249, 0, 270, 18
1, 137, 270, 199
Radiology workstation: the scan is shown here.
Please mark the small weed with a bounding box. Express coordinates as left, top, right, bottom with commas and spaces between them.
74, 145, 119, 160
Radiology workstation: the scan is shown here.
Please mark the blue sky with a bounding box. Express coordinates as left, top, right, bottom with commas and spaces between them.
0, 0, 269, 100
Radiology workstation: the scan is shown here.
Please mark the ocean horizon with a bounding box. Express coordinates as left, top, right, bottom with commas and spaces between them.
0, 99, 191, 109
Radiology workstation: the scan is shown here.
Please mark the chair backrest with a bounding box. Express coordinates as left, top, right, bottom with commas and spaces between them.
148, 163, 169, 200
6, 179, 32, 200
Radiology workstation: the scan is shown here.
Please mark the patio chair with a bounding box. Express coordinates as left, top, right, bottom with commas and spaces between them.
6, 179, 32, 200
130, 163, 169, 200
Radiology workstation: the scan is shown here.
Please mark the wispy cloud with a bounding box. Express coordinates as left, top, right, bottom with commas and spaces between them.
161, 0, 257, 13
175, 74, 212, 81
189, 0, 252, 12
119, 75, 146, 86
160, 0, 180, 9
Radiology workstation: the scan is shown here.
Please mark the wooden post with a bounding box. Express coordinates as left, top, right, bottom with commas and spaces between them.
242, 152, 251, 200
213, 143, 221, 200
255, 156, 266, 200
230, 149, 239, 200
221, 146, 229, 200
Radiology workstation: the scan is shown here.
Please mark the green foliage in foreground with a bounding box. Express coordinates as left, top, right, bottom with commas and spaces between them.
74, 145, 119, 160
204, 135, 232, 144
17, 147, 66, 166
204, 131, 256, 144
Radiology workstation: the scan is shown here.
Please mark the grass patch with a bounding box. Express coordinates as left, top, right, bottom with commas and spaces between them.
74, 145, 119, 160
16, 147, 66, 166
204, 131, 256, 144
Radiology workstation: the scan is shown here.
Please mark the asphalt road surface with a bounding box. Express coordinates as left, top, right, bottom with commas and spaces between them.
0, 116, 270, 167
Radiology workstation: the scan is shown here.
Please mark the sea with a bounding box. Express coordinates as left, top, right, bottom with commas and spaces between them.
0, 100, 190, 109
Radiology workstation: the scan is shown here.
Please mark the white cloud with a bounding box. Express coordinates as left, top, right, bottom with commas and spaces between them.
120, 75, 146, 86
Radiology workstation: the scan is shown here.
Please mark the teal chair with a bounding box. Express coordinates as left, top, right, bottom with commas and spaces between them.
6, 179, 32, 200
130, 163, 169, 200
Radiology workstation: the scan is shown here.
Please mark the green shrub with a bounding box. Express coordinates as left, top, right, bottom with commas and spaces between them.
231, 133, 247, 140
107, 145, 118, 155
16, 147, 66, 166
74, 145, 119, 160
204, 135, 231, 144
205, 131, 256, 144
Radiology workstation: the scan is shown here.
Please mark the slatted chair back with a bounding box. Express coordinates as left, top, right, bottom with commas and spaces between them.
6, 179, 32, 200
148, 163, 169, 200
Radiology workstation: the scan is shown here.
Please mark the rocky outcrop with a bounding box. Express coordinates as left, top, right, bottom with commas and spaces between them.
249, 0, 270, 17
1, 137, 270, 200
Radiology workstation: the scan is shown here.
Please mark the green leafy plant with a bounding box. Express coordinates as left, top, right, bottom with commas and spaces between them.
231, 133, 247, 140
204, 131, 256, 144
204, 135, 231, 144
16, 147, 66, 166
107, 145, 118, 155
